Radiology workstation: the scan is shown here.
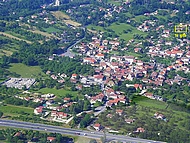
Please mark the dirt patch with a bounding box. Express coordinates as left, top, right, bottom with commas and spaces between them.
0, 32, 32, 44
51, 11, 70, 20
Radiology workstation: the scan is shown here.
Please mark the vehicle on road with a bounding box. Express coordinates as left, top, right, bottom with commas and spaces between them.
75, 132, 80, 135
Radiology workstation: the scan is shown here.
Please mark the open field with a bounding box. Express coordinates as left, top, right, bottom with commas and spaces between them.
107, 0, 122, 5
87, 25, 105, 32
133, 15, 148, 23
0, 104, 33, 116
64, 20, 81, 27
36, 88, 78, 97
27, 29, 60, 39
107, 23, 147, 41
0, 32, 32, 44
0, 49, 13, 57
51, 11, 81, 27
133, 95, 167, 109
88, 23, 146, 41
8, 63, 46, 78
51, 11, 70, 20
43, 27, 61, 33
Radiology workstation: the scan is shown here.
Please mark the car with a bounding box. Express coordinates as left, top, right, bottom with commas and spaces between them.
90, 132, 94, 134
83, 133, 87, 136
44, 129, 47, 131
75, 132, 80, 135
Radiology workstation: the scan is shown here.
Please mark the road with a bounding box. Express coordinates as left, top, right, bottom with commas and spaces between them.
61, 27, 85, 58
0, 119, 165, 143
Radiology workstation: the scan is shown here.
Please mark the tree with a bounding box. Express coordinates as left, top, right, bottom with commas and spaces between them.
0, 112, 3, 118
89, 139, 98, 143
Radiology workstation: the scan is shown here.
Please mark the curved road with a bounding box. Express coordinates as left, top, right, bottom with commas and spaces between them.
0, 119, 165, 143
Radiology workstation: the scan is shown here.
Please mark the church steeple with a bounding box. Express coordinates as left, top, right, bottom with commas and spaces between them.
55, 0, 60, 6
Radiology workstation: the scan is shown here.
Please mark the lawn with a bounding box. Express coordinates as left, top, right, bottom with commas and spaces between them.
8, 63, 46, 78
43, 27, 61, 33
0, 104, 33, 116
107, 23, 147, 41
87, 25, 105, 32
107, 0, 122, 5
88, 22, 147, 42
75, 137, 99, 143
0, 32, 32, 44
36, 88, 78, 97
134, 15, 148, 23
51, 11, 70, 20
132, 95, 167, 109
63, 20, 81, 27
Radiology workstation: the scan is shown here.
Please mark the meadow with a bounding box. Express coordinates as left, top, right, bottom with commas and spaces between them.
36, 88, 78, 97
8, 63, 46, 78
0, 104, 33, 117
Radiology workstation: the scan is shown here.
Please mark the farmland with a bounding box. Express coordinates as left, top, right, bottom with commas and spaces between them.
8, 63, 46, 78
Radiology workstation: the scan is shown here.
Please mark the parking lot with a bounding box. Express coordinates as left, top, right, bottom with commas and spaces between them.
2, 78, 35, 89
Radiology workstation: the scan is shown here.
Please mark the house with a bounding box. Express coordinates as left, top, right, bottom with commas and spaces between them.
93, 75, 104, 82
14, 132, 22, 137
51, 111, 68, 119
63, 97, 71, 103
34, 106, 43, 115
93, 123, 102, 131
71, 74, 77, 79
154, 112, 166, 120
83, 57, 96, 64
95, 53, 104, 59
135, 127, 145, 133
125, 119, 135, 124
106, 114, 113, 118
90, 93, 104, 104
144, 92, 154, 99
116, 109, 123, 116
134, 84, 143, 90
47, 137, 56, 142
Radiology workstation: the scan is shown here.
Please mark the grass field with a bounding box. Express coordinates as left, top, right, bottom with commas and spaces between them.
75, 137, 100, 143
107, 23, 147, 41
0, 49, 13, 57
27, 29, 59, 39
36, 88, 78, 97
134, 15, 148, 23
0, 32, 32, 44
88, 23, 146, 41
43, 27, 61, 33
107, 0, 122, 5
8, 63, 46, 78
133, 95, 167, 109
64, 20, 81, 27
87, 25, 105, 32
51, 11, 70, 20
51, 11, 81, 27
0, 104, 33, 116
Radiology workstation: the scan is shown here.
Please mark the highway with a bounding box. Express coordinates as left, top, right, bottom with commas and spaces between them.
0, 119, 165, 143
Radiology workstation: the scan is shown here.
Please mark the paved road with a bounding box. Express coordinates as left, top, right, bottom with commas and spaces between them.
0, 119, 165, 143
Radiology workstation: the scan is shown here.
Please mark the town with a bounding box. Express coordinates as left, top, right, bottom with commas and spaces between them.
0, 0, 190, 143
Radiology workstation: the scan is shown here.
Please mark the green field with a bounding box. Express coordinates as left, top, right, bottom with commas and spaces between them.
134, 15, 148, 22
87, 25, 105, 32
36, 88, 78, 97
88, 23, 147, 42
107, 0, 122, 5
8, 63, 46, 78
43, 27, 61, 33
133, 95, 167, 109
0, 104, 33, 116
107, 23, 147, 41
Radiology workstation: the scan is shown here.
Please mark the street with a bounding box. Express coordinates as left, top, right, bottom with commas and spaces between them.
0, 119, 165, 143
